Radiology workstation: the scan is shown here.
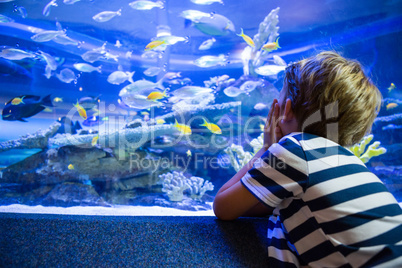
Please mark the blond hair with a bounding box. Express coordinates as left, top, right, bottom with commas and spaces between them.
283, 51, 382, 146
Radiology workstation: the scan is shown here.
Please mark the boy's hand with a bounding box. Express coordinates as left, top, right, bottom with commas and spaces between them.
264, 99, 283, 150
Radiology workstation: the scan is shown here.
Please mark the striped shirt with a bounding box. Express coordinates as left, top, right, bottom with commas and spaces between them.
241, 132, 402, 267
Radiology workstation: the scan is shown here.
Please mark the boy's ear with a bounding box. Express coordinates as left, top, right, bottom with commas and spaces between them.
283, 98, 294, 121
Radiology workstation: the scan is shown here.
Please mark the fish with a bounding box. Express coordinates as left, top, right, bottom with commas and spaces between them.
31, 30, 65, 43
43, 0, 57, 17
129, 0, 164, 10
119, 78, 165, 109
53, 97, 63, 102
74, 101, 87, 120
68, 164, 74, 170
145, 40, 166, 51
78, 95, 101, 110
91, 135, 99, 146
73, 63, 102, 73
200, 118, 222, 134
237, 28, 255, 48
11, 96, 25, 105
156, 118, 165, 124
52, 35, 79, 46
39, 51, 58, 71
0, 14, 14, 23
254, 102, 268, 110
158, 35, 188, 45
56, 68, 76, 83
114, 40, 122, 48
199, 38, 216, 50
147, 89, 167, 101
163, 72, 181, 80
170, 86, 212, 100
255, 65, 286, 76
0, 48, 36, 61
93, 9, 122, 22
174, 119, 192, 135
13, 5, 27, 18
107, 70, 135, 85
63, 0, 81, 4
223, 86, 244, 97
81, 50, 105, 63
388, 83, 396, 92
262, 37, 281, 52
183, 11, 235, 36
273, 55, 286, 66
194, 54, 228, 68
144, 66, 162, 77
2, 94, 53, 122
191, 0, 223, 4
240, 80, 262, 93
0, 58, 33, 78
386, 103, 398, 110
186, 150, 192, 157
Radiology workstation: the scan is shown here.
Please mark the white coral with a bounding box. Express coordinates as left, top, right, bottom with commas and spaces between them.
185, 176, 214, 201
159, 171, 189, 202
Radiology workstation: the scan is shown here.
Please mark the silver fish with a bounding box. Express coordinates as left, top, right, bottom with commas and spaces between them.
92, 9, 122, 22
255, 65, 286, 76
39, 51, 58, 70
119, 79, 164, 109
144, 67, 162, 77
43, 0, 57, 17
180, 10, 210, 22
273, 55, 286, 66
107, 71, 135, 85
158, 35, 187, 45
194, 54, 228, 68
182, 10, 235, 36
191, 0, 223, 4
53, 35, 79, 46
170, 86, 212, 100
31, 30, 65, 42
223, 86, 244, 97
240, 80, 262, 93
81, 50, 105, 63
0, 48, 35, 60
199, 38, 216, 50
56, 68, 76, 83
129, 0, 164, 10
73, 63, 101, 73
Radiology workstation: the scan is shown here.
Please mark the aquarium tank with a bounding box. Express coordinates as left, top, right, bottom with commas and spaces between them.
0, 0, 401, 215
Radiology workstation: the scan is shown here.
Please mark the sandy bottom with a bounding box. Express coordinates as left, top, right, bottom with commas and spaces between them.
0, 203, 215, 216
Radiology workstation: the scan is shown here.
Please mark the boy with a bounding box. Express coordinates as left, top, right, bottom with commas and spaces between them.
213, 51, 402, 267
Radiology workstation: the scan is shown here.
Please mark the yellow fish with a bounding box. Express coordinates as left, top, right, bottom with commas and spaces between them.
186, 150, 192, 157
262, 37, 281, 52
386, 103, 398, 110
74, 101, 87, 120
388, 83, 396, 92
147, 89, 167, 101
91, 135, 99, 146
53, 97, 63, 102
200, 118, 222, 134
237, 28, 255, 48
145, 40, 166, 51
11, 96, 25, 105
156, 118, 166, 124
174, 119, 192, 135
68, 164, 74, 170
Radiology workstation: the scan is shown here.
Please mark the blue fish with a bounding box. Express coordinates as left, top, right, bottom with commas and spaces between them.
2, 94, 53, 122
57, 116, 82, 134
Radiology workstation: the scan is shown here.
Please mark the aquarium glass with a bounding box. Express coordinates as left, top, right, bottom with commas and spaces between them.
0, 0, 401, 215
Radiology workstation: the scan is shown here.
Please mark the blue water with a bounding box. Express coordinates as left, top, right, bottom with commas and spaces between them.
0, 0, 401, 212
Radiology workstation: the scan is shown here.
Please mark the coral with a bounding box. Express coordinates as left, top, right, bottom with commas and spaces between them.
185, 176, 214, 201
224, 144, 253, 172
249, 133, 264, 154
241, 7, 280, 76
0, 122, 61, 152
158, 171, 214, 202
159, 171, 189, 202
349, 134, 387, 164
